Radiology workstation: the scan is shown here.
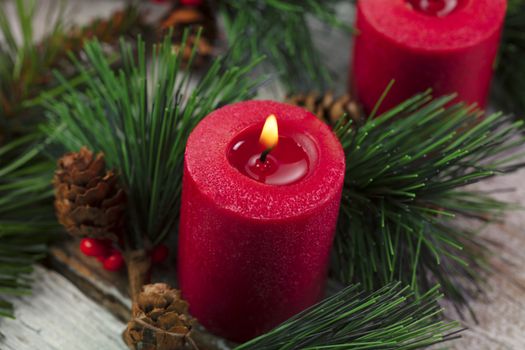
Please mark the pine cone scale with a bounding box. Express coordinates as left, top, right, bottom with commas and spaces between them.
70, 156, 105, 183
102, 189, 126, 208
76, 182, 111, 206
69, 206, 105, 225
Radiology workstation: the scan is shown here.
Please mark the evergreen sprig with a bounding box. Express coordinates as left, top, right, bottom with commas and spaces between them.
494, 0, 525, 115
43, 32, 264, 249
237, 283, 461, 350
333, 91, 525, 311
216, 0, 346, 92
0, 0, 66, 138
0, 0, 146, 141
0, 135, 57, 318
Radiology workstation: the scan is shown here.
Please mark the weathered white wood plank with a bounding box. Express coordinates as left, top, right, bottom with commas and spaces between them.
0, 265, 126, 350
443, 170, 525, 350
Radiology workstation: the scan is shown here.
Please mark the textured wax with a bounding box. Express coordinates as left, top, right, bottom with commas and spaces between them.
178, 100, 345, 341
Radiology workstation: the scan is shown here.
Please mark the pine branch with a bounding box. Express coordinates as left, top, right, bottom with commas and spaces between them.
333, 91, 525, 312
42, 6, 148, 63
0, 0, 147, 140
0, 135, 57, 319
236, 283, 461, 350
493, 0, 525, 115
43, 32, 264, 249
216, 0, 347, 92
0, 0, 62, 133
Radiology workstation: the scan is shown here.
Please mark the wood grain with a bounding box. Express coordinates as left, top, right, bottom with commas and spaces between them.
0, 265, 126, 350
441, 171, 525, 349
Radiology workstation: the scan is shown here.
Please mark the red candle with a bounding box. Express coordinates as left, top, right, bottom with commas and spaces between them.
178, 101, 345, 341
351, 0, 507, 114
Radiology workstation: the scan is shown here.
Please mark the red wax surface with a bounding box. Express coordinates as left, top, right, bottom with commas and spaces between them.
179, 101, 345, 342
228, 128, 312, 185
351, 0, 507, 114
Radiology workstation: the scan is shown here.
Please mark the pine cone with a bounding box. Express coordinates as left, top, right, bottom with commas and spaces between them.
286, 92, 364, 127
160, 2, 217, 67
124, 283, 196, 350
53, 147, 126, 241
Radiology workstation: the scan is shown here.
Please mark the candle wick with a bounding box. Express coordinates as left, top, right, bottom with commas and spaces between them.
260, 148, 272, 162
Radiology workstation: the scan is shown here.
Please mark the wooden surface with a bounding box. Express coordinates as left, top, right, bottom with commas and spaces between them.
0, 265, 126, 350
1, 1, 525, 349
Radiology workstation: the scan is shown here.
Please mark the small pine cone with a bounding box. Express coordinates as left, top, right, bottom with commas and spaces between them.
286, 92, 364, 127
53, 147, 126, 241
124, 283, 196, 350
160, 2, 217, 67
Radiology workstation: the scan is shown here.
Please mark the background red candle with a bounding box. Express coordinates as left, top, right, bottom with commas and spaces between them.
178, 100, 345, 342
351, 0, 507, 114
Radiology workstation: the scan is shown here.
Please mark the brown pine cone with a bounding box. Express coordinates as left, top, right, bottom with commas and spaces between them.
124, 283, 196, 350
53, 147, 126, 241
160, 2, 217, 67
286, 92, 364, 127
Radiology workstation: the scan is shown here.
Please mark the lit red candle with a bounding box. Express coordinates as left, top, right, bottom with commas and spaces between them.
178, 100, 345, 341
351, 0, 507, 114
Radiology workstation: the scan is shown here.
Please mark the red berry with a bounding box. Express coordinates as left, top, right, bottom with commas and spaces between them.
80, 238, 109, 257
151, 244, 169, 265
180, 0, 203, 6
103, 251, 125, 271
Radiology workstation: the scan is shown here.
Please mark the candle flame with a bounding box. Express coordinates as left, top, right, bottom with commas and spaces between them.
259, 114, 279, 149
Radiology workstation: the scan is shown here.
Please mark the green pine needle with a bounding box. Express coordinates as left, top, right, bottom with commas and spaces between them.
333, 91, 525, 312
43, 32, 264, 249
236, 282, 461, 350
0, 135, 57, 319
217, 0, 347, 92
493, 0, 525, 115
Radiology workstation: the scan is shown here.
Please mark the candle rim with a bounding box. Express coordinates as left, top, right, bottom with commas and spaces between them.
358, 0, 507, 52
184, 100, 346, 220
406, 0, 467, 18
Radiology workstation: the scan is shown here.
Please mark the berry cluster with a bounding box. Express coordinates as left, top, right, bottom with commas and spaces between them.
79, 239, 169, 271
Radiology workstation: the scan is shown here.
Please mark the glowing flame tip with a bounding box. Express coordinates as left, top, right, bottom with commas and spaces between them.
259, 114, 279, 149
